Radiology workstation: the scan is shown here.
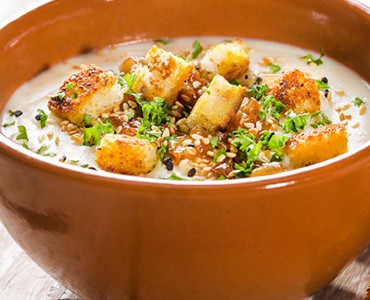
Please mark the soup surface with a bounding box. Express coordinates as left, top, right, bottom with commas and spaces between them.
1, 38, 369, 180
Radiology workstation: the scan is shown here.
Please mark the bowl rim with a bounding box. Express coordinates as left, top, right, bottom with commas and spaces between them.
0, 0, 369, 190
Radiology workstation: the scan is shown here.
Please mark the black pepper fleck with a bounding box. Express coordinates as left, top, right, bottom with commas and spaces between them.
88, 167, 97, 171
324, 89, 329, 98
163, 157, 173, 171
321, 77, 328, 84
15, 110, 23, 117
187, 168, 196, 177
35, 114, 41, 121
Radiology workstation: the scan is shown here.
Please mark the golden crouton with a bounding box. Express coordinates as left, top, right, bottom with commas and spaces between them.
285, 123, 348, 168
131, 45, 194, 104
48, 65, 123, 125
200, 40, 250, 81
96, 134, 159, 175
269, 69, 321, 114
186, 74, 246, 132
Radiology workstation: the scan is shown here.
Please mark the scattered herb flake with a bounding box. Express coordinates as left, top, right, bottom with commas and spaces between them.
268, 62, 281, 73
57, 92, 65, 101
249, 84, 269, 101
2, 121, 15, 128
83, 114, 92, 127
303, 48, 325, 66
154, 39, 170, 45
83, 120, 115, 146
22, 143, 30, 150
191, 40, 203, 59
36, 109, 48, 129
64, 82, 74, 90
353, 97, 366, 107
315, 79, 330, 90
35, 145, 50, 154
213, 148, 227, 162
16, 125, 28, 141
210, 136, 221, 149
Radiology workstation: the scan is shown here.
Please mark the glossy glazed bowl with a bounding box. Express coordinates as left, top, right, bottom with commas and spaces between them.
0, 0, 370, 299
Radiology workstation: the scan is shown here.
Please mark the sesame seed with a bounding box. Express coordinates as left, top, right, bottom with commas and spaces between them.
335, 90, 345, 96
191, 133, 203, 140
226, 152, 237, 158
201, 138, 210, 145
47, 132, 54, 139
175, 101, 184, 108
46, 119, 56, 125
187, 168, 196, 177
216, 154, 226, 163
176, 118, 186, 125
352, 122, 360, 128
359, 104, 367, 115
38, 135, 46, 143
128, 100, 136, 107
186, 147, 197, 156
55, 136, 60, 146
244, 122, 255, 129
207, 151, 215, 157
182, 139, 193, 147
194, 139, 201, 147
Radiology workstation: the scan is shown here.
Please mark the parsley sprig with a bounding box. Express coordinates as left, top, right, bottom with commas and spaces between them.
303, 48, 325, 66
353, 97, 366, 107
83, 120, 115, 146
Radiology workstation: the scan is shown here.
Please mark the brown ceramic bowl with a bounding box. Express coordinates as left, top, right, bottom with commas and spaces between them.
0, 0, 369, 299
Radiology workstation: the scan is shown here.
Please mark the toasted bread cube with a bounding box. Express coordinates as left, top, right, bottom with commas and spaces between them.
200, 40, 250, 81
96, 134, 159, 175
285, 124, 348, 168
269, 69, 321, 114
132, 45, 194, 104
186, 74, 246, 132
48, 65, 123, 125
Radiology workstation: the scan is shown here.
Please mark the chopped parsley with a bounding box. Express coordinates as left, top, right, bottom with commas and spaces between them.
265, 134, 290, 161
353, 97, 366, 107
118, 73, 136, 90
126, 111, 135, 120
2, 121, 15, 128
163, 173, 188, 180
22, 143, 30, 149
154, 39, 170, 45
157, 143, 168, 161
230, 79, 241, 86
83, 120, 115, 146
190, 40, 203, 59
283, 112, 309, 133
315, 79, 330, 90
259, 95, 285, 120
303, 48, 325, 66
56, 92, 65, 101
16, 125, 28, 141
71, 92, 78, 99
310, 111, 332, 128
249, 84, 269, 101
64, 82, 74, 90
83, 114, 92, 127
8, 110, 23, 117
35, 145, 50, 154
213, 148, 227, 162
268, 62, 281, 73
210, 136, 221, 149
35, 109, 48, 129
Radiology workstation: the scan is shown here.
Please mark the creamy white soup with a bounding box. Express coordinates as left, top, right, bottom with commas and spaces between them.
1, 38, 369, 180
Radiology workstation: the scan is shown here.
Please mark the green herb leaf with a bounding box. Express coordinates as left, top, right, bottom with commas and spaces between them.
315, 79, 329, 90
210, 136, 221, 149
353, 97, 366, 107
163, 173, 188, 180
16, 125, 28, 141
64, 83, 74, 90
83, 120, 115, 146
249, 84, 269, 101
22, 143, 30, 149
191, 40, 203, 59
213, 148, 227, 162
2, 121, 15, 128
35, 145, 50, 154
157, 143, 168, 161
266, 134, 289, 158
310, 111, 332, 128
154, 39, 170, 45
56, 92, 65, 101
83, 114, 92, 127
268, 62, 281, 73
230, 79, 241, 86
71, 92, 78, 99
303, 48, 325, 66
36, 109, 48, 129
126, 111, 135, 120
283, 112, 309, 133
